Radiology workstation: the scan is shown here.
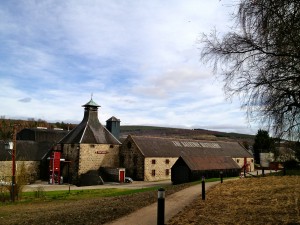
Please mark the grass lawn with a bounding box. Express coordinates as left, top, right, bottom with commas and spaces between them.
167, 175, 300, 225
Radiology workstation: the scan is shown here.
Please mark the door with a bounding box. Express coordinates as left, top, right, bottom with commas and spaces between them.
119, 170, 125, 183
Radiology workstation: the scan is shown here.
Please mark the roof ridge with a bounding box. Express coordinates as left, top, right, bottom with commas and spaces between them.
131, 135, 240, 143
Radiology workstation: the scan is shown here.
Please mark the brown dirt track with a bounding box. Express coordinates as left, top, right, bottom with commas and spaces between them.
167, 176, 300, 225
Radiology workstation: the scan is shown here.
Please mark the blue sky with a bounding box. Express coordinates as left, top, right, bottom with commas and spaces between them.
0, 0, 260, 134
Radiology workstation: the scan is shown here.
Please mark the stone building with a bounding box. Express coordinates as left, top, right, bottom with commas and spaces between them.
0, 128, 68, 182
120, 135, 254, 181
59, 98, 121, 186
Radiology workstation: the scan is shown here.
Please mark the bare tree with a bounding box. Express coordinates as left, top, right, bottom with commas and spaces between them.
201, 0, 300, 140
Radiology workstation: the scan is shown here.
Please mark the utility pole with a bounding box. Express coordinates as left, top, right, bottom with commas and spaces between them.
11, 124, 18, 202
4, 124, 20, 202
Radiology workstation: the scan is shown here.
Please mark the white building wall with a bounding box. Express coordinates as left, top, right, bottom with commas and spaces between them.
232, 157, 255, 172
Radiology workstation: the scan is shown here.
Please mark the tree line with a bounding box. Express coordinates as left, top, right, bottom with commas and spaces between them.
0, 117, 76, 141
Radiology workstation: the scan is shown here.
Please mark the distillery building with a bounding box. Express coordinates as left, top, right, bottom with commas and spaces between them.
119, 135, 254, 182
58, 98, 122, 186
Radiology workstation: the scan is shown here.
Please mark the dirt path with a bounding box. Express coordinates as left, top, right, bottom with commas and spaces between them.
105, 181, 220, 225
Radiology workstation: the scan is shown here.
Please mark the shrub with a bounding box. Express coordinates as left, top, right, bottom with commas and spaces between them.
284, 160, 300, 169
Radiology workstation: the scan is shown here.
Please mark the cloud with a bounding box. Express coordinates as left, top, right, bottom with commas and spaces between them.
18, 97, 31, 103
0, 1, 258, 134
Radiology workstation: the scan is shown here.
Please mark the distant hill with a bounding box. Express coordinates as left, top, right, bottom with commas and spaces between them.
0, 118, 255, 148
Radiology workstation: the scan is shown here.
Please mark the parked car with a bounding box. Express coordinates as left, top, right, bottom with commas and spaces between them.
125, 177, 133, 183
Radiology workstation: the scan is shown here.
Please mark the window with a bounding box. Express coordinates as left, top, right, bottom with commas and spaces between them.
127, 141, 132, 149
90, 144, 95, 148
151, 170, 156, 176
165, 169, 170, 176
237, 159, 240, 163
251, 159, 254, 163
165, 159, 170, 164
110, 144, 114, 148
152, 159, 156, 164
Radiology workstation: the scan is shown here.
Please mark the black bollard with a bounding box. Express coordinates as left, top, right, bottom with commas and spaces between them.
202, 176, 205, 200
157, 187, 165, 225
220, 171, 223, 183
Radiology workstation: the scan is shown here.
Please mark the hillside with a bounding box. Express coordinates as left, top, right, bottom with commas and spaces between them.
0, 118, 255, 146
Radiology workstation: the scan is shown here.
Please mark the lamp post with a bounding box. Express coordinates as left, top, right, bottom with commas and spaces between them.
157, 187, 165, 225
202, 176, 205, 200
220, 171, 223, 183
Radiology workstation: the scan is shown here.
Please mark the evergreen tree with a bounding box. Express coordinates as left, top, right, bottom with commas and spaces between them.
253, 129, 275, 163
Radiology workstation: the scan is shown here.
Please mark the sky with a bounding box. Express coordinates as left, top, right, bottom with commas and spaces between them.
0, 0, 260, 135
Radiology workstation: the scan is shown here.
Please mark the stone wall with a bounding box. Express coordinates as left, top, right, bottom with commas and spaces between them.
0, 161, 39, 183
119, 137, 145, 181
144, 157, 178, 181
62, 143, 120, 184
62, 144, 80, 183
78, 143, 119, 175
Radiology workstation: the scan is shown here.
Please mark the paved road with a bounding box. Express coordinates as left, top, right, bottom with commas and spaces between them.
105, 181, 220, 225
23, 169, 274, 192
23, 180, 172, 192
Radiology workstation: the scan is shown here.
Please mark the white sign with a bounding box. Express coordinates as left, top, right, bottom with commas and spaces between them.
172, 141, 221, 148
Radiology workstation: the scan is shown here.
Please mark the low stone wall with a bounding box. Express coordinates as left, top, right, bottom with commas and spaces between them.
0, 161, 39, 183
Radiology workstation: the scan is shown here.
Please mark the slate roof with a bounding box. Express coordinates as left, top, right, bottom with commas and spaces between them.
106, 116, 120, 122
0, 140, 52, 161
59, 99, 120, 144
129, 135, 252, 158
179, 155, 241, 171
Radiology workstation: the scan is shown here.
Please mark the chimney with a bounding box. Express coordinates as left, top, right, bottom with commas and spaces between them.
106, 116, 120, 140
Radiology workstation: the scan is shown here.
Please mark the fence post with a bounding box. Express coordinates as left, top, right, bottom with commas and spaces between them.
202, 176, 205, 200
157, 187, 165, 225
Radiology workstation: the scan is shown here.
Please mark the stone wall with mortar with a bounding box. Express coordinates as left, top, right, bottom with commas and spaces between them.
119, 136, 145, 181
0, 161, 39, 183
144, 157, 178, 181
62, 143, 120, 184
78, 143, 119, 175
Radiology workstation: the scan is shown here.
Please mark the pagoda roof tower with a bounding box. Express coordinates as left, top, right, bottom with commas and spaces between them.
59, 98, 120, 144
